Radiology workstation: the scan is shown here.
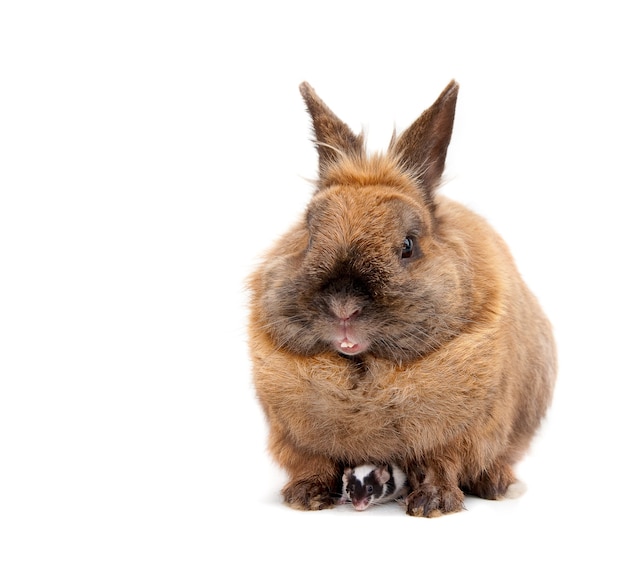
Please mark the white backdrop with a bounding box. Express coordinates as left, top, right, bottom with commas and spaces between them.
1, 1, 624, 568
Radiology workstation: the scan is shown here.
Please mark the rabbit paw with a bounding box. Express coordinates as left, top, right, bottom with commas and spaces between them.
464, 462, 516, 500
282, 479, 335, 511
405, 484, 464, 517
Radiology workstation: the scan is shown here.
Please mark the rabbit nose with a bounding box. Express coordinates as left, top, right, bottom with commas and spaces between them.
342, 308, 362, 321
329, 301, 362, 321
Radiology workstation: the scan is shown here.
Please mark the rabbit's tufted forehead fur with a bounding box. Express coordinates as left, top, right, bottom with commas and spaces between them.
312, 151, 422, 194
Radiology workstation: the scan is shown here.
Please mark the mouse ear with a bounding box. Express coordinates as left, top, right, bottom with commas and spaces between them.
343, 467, 354, 482
374, 466, 391, 485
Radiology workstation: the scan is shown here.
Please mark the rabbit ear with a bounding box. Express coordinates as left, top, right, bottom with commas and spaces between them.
391, 80, 459, 198
299, 82, 364, 175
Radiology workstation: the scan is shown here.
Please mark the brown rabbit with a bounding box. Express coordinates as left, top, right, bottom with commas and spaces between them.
248, 80, 557, 517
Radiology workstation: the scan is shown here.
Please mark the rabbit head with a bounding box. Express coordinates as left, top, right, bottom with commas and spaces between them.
258, 81, 475, 363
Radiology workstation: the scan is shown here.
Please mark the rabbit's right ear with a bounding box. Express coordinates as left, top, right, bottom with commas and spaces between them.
299, 82, 364, 176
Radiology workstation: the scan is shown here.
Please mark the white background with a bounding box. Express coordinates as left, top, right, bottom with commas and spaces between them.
1, 1, 624, 568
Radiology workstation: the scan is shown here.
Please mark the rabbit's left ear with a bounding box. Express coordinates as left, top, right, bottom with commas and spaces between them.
299, 82, 364, 175
391, 80, 459, 198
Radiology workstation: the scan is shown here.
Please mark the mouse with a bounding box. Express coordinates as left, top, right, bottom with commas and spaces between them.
340, 463, 408, 511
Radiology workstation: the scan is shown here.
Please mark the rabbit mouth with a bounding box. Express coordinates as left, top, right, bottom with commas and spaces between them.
334, 337, 369, 355
330, 307, 370, 355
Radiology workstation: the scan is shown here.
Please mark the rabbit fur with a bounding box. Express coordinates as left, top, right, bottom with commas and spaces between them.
247, 80, 557, 517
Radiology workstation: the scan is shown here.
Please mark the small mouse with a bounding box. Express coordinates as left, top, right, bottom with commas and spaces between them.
341, 463, 408, 511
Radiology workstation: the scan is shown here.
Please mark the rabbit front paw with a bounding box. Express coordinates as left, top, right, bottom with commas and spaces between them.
282, 479, 335, 511
405, 484, 464, 517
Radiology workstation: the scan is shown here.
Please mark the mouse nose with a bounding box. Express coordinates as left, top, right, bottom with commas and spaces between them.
353, 498, 370, 511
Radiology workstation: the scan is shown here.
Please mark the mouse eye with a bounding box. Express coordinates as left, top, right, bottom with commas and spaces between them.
366, 485, 373, 494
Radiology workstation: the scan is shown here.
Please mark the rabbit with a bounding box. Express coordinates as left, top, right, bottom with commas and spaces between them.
247, 80, 557, 517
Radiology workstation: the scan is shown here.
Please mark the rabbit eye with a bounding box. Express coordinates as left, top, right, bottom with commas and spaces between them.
401, 237, 414, 259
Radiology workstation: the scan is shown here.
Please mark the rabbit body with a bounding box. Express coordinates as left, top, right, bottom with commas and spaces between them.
248, 81, 557, 517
